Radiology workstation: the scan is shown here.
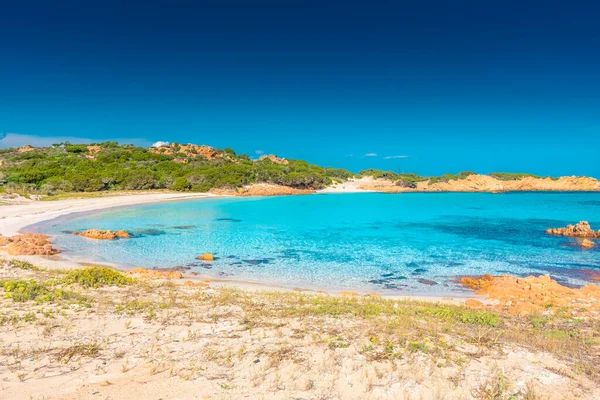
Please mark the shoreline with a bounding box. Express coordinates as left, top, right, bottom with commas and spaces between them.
0, 191, 482, 303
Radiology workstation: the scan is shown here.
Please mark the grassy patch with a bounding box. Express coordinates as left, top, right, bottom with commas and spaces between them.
64, 266, 135, 288
1, 279, 80, 303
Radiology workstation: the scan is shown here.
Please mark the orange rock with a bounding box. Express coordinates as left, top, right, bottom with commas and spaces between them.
73, 229, 131, 240
257, 154, 289, 165
0, 234, 10, 246
459, 273, 600, 316
580, 239, 595, 248
18, 145, 35, 153
127, 268, 183, 280
465, 299, 485, 308
197, 253, 214, 261
214, 184, 315, 197
365, 292, 381, 297
545, 221, 599, 239
316, 290, 328, 294
338, 291, 360, 297
5, 234, 60, 256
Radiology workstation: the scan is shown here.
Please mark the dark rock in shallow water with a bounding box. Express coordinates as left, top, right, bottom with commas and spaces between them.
172, 225, 196, 230
226, 255, 237, 259
131, 228, 166, 237
381, 272, 395, 278
412, 268, 428, 275
218, 272, 233, 277
243, 259, 273, 265
417, 278, 439, 285
216, 218, 242, 222
406, 262, 420, 268
231, 262, 243, 265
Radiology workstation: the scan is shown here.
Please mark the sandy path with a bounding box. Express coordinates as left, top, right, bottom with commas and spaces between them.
0, 192, 219, 236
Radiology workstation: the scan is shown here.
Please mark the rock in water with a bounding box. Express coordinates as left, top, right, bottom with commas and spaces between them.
73, 229, 131, 240
545, 221, 599, 238
580, 239, 595, 248
197, 253, 214, 261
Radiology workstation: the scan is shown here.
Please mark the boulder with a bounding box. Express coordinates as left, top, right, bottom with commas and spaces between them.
0, 234, 10, 246
580, 239, 595, 248
197, 253, 214, 261
73, 229, 131, 240
6, 234, 60, 256
545, 221, 599, 238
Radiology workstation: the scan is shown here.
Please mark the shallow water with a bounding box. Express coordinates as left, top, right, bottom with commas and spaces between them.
35, 192, 600, 294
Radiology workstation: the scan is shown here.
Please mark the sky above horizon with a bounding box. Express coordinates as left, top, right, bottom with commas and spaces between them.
1, 0, 599, 176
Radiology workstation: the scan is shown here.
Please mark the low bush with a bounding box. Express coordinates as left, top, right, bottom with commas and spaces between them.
64, 266, 135, 288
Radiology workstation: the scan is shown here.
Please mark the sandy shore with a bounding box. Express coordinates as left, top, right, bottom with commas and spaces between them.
0, 192, 219, 237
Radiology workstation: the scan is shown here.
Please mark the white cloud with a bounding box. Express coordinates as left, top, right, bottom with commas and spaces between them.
151, 141, 170, 148
0, 133, 151, 149
364, 153, 378, 157
384, 155, 409, 159
255, 149, 264, 155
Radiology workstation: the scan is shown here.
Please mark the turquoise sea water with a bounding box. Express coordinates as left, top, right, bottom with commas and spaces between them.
34, 193, 600, 294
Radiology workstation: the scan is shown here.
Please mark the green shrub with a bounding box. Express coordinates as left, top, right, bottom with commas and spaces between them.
2, 279, 75, 303
64, 267, 135, 288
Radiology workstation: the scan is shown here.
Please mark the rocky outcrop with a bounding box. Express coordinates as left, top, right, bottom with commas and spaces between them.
18, 145, 35, 153
545, 221, 600, 238
1, 234, 60, 256
149, 143, 222, 160
211, 184, 315, 196
0, 234, 10, 246
73, 229, 131, 240
359, 175, 600, 193
257, 154, 289, 165
460, 274, 600, 316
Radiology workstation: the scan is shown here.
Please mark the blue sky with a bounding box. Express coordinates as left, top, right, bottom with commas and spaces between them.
1, 0, 599, 176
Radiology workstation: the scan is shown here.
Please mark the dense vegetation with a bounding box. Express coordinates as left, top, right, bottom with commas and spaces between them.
0, 142, 557, 195
0, 143, 351, 194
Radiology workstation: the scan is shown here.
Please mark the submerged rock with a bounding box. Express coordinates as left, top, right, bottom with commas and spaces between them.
545, 221, 600, 238
73, 229, 131, 240
580, 239, 595, 248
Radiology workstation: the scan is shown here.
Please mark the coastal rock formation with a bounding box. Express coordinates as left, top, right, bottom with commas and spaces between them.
460, 274, 600, 316
0, 234, 10, 246
73, 229, 131, 240
127, 267, 183, 280
211, 184, 315, 196
545, 221, 600, 238
18, 145, 35, 153
359, 174, 600, 193
149, 143, 222, 160
2, 234, 60, 256
257, 154, 289, 165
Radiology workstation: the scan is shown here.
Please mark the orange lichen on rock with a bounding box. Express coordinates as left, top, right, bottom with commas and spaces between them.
73, 229, 131, 240
4, 234, 60, 256
545, 221, 600, 238
197, 253, 214, 261
127, 268, 183, 280
460, 274, 600, 316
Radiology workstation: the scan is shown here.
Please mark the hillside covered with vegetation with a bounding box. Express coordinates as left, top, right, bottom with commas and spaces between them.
0, 142, 561, 196
0, 142, 357, 195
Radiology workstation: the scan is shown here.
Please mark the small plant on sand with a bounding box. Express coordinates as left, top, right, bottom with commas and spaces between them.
2, 279, 76, 303
64, 266, 135, 288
